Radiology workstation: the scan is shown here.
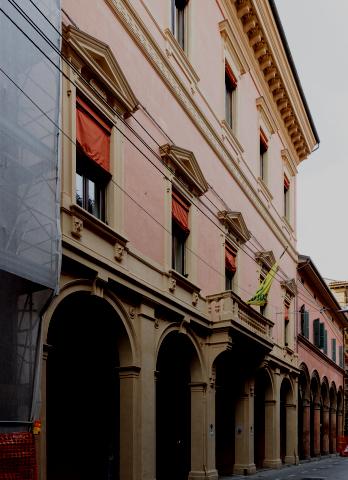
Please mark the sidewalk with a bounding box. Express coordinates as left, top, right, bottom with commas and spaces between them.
219, 455, 348, 479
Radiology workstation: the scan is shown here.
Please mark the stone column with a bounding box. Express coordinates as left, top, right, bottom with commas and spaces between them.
233, 379, 256, 475
40, 346, 49, 480
302, 399, 311, 459
337, 409, 343, 438
313, 402, 321, 456
330, 407, 337, 453
189, 382, 217, 480
263, 369, 281, 469
284, 403, 298, 464
119, 366, 140, 480
205, 375, 219, 480
322, 406, 330, 455
138, 304, 156, 480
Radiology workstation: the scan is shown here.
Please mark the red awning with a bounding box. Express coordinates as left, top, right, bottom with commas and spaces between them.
260, 128, 268, 152
284, 175, 290, 190
172, 191, 190, 234
225, 245, 237, 273
284, 304, 289, 321
76, 96, 111, 171
225, 63, 238, 89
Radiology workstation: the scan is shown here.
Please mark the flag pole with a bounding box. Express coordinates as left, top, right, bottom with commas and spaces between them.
279, 245, 288, 261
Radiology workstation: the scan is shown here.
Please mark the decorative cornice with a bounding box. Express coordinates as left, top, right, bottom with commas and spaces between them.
255, 250, 276, 268
281, 148, 297, 176
159, 143, 208, 196
234, 0, 316, 162
256, 96, 277, 134
281, 278, 297, 297
217, 210, 251, 244
104, 0, 298, 262
63, 24, 138, 115
219, 19, 249, 74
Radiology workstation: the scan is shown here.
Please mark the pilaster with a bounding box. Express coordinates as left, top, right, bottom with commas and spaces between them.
233, 379, 256, 475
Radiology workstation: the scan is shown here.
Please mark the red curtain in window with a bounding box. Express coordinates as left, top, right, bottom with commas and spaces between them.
225, 63, 238, 89
172, 191, 190, 234
76, 96, 112, 171
225, 245, 237, 273
260, 128, 268, 152
284, 175, 290, 190
284, 304, 289, 321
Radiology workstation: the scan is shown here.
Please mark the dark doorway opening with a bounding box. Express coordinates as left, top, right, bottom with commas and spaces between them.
215, 352, 236, 476
156, 332, 192, 480
47, 293, 120, 480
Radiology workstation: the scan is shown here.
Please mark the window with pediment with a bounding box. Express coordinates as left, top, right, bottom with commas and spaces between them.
63, 26, 138, 226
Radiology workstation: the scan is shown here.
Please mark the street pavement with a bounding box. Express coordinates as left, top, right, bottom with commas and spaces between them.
220, 455, 348, 479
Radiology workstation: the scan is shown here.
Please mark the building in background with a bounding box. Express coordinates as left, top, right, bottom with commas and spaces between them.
297, 256, 346, 459
0, 0, 61, 478
329, 280, 348, 436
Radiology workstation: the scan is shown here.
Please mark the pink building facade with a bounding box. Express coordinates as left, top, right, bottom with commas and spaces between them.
39, 1, 322, 479
297, 255, 346, 459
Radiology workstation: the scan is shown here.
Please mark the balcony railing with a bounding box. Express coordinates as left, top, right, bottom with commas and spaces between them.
206, 290, 274, 345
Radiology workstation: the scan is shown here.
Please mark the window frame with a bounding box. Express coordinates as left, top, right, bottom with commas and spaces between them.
260, 129, 269, 184
284, 174, 290, 221
225, 63, 237, 131
76, 149, 109, 222
171, 190, 190, 276
225, 243, 237, 291
171, 0, 189, 52
74, 93, 113, 223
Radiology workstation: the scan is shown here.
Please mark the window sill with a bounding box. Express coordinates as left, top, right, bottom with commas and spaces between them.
168, 269, 201, 294
69, 204, 128, 247
257, 177, 273, 203
221, 120, 244, 157
164, 28, 199, 86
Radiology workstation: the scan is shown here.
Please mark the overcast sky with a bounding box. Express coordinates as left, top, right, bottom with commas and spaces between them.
274, 0, 348, 281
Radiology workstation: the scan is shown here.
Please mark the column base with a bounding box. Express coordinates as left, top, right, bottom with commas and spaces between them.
284, 455, 299, 465
262, 458, 282, 469
233, 463, 256, 475
188, 469, 218, 480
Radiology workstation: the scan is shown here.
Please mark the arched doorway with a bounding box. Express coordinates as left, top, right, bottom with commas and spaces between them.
298, 365, 310, 460
46, 292, 124, 480
329, 384, 337, 453
337, 389, 344, 439
280, 378, 293, 463
156, 331, 202, 480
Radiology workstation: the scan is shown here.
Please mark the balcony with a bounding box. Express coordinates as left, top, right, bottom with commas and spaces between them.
206, 290, 274, 350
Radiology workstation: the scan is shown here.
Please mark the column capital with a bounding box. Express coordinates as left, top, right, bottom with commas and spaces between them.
118, 365, 141, 379
189, 382, 207, 392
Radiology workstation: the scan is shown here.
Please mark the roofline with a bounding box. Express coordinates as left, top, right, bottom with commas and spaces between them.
298, 255, 347, 326
268, 0, 320, 146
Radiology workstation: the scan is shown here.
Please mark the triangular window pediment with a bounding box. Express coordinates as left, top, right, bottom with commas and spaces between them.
217, 210, 251, 244
159, 144, 208, 197
256, 250, 276, 269
64, 25, 138, 114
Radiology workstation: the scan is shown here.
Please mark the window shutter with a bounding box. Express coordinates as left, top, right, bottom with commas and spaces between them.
332, 338, 337, 362
319, 322, 325, 349
313, 319, 320, 347
323, 329, 328, 354
339, 346, 344, 368
304, 311, 309, 339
